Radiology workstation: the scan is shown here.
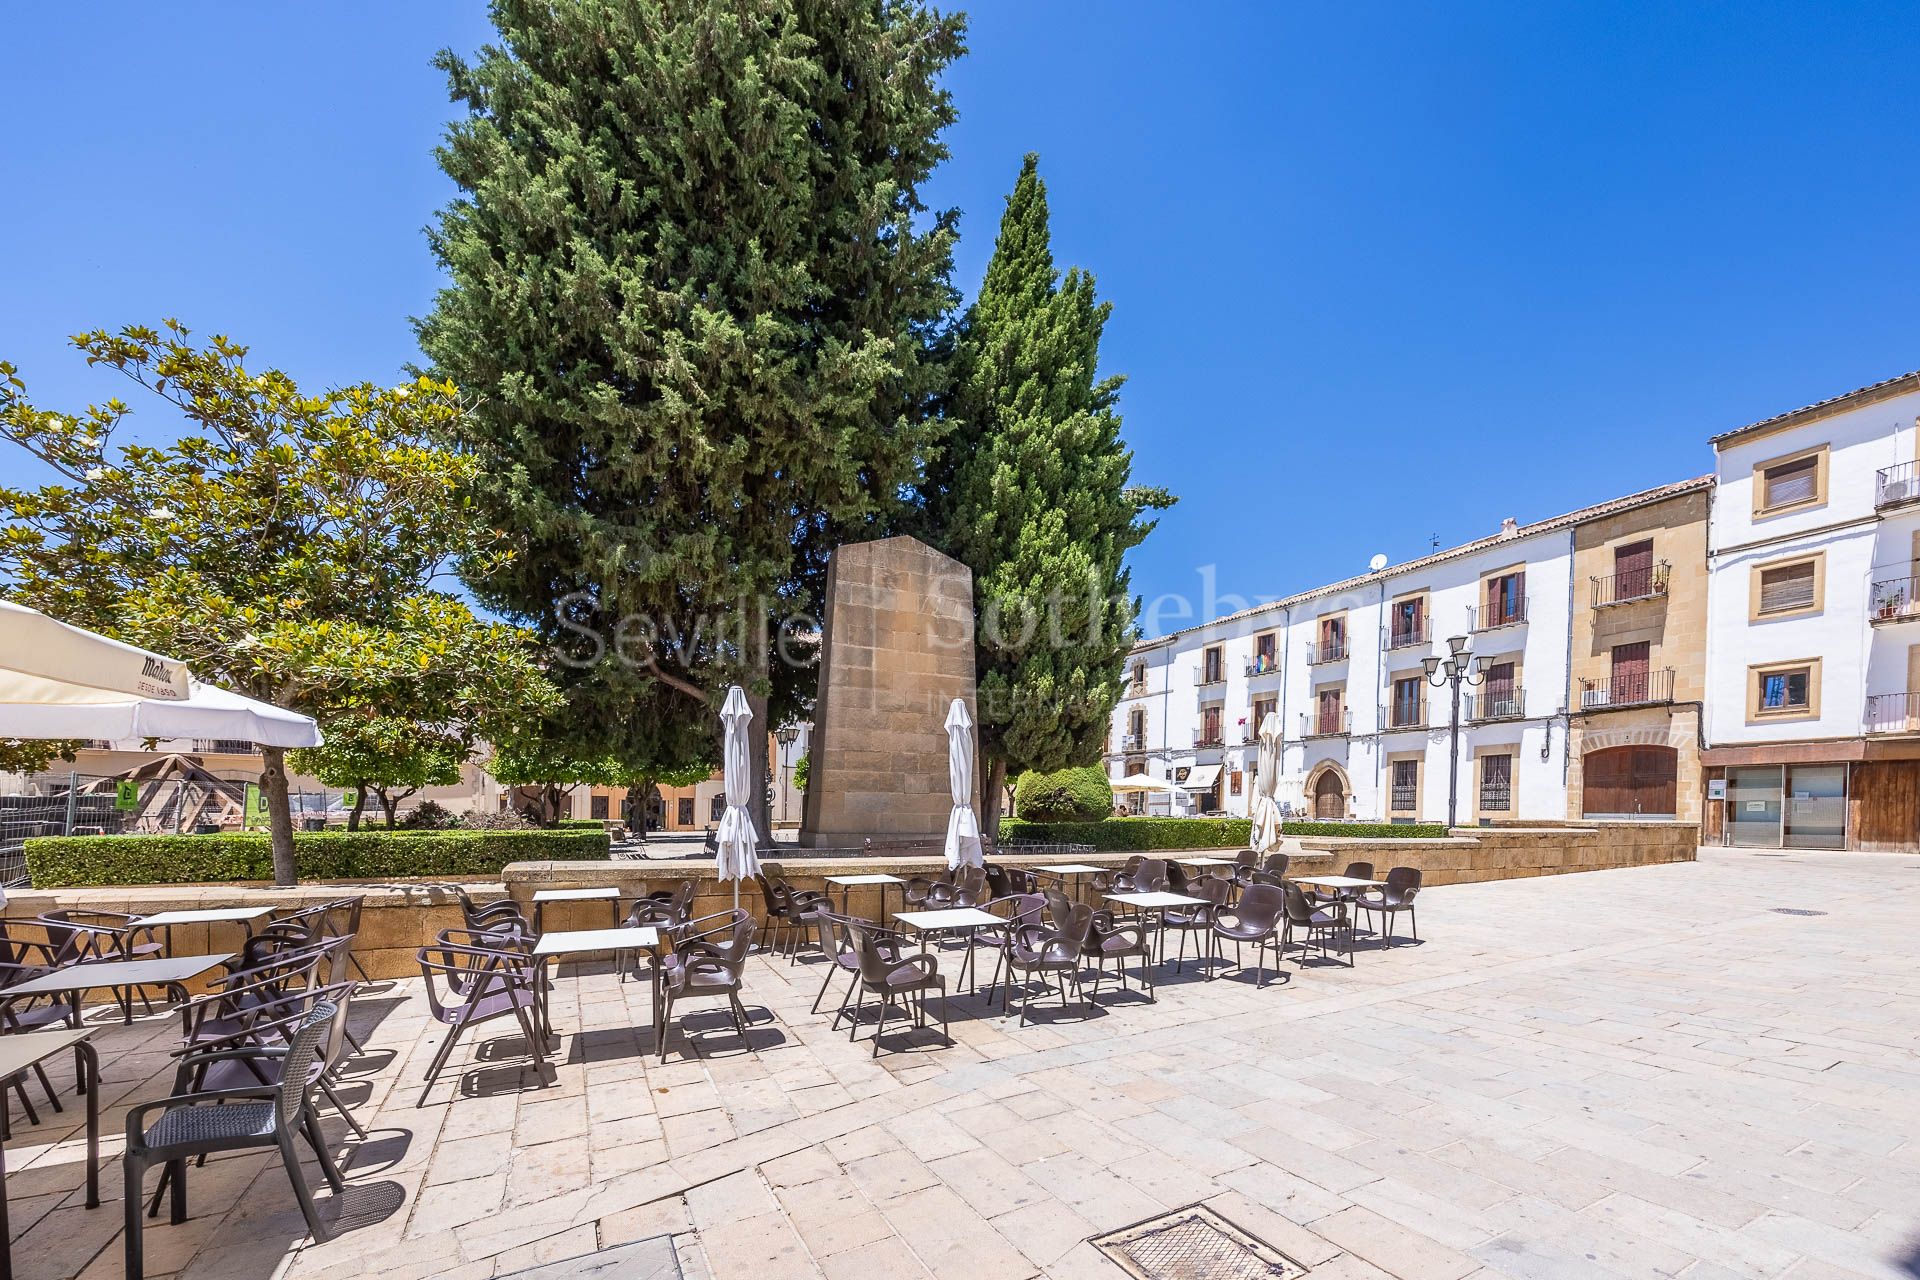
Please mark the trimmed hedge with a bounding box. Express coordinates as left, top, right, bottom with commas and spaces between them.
999, 816, 1448, 850
1013, 766, 1114, 822
24, 829, 610, 888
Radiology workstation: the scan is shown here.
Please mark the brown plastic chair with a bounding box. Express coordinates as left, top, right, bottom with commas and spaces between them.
1000, 903, 1094, 1025
658, 911, 757, 1059
1282, 882, 1353, 968
1085, 908, 1154, 1001
414, 934, 547, 1104
1089, 857, 1144, 896
1211, 883, 1287, 987
754, 872, 826, 960
1356, 867, 1421, 946
1162, 877, 1229, 974
1309, 861, 1374, 911
845, 920, 948, 1057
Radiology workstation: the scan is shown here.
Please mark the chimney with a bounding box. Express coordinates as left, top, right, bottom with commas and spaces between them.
1498, 517, 1518, 538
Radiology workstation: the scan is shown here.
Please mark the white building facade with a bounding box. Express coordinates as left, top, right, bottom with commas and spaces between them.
1701, 372, 1920, 850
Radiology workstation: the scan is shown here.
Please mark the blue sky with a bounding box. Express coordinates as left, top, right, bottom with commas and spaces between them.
5, 2, 1918, 635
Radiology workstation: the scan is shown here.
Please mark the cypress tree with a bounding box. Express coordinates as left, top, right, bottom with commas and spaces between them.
418, 0, 965, 828
929, 154, 1173, 834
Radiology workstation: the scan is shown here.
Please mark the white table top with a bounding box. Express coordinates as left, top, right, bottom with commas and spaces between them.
532, 886, 622, 902
1292, 875, 1385, 889
4, 953, 233, 996
895, 907, 1004, 931
1179, 857, 1239, 867
1035, 864, 1105, 875
0, 1027, 94, 1078
132, 907, 274, 928
532, 926, 659, 957
1105, 891, 1208, 909
826, 874, 906, 886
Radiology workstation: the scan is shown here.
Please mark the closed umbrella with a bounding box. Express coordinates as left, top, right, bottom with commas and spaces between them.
1248, 711, 1283, 853
943, 698, 983, 869
713, 684, 761, 906
0, 600, 320, 747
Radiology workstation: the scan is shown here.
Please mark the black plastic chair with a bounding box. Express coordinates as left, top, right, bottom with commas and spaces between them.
658, 911, 757, 1059
1085, 908, 1154, 1001
414, 933, 546, 1104
845, 920, 948, 1057
1211, 883, 1287, 987
1308, 861, 1374, 911
1282, 882, 1353, 968
754, 872, 826, 959
1356, 867, 1422, 946
123, 1000, 347, 1279
1000, 903, 1094, 1025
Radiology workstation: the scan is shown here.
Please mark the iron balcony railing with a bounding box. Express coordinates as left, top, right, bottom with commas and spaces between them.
1193, 730, 1226, 749
192, 739, 261, 755
1300, 707, 1351, 738
1579, 667, 1676, 709
1590, 562, 1670, 608
1876, 460, 1920, 509
1192, 663, 1226, 687
1385, 621, 1429, 651
1243, 654, 1281, 677
1478, 782, 1513, 812
1390, 785, 1418, 811
1467, 597, 1529, 631
1304, 639, 1348, 665
1380, 702, 1427, 730
1466, 686, 1526, 721
1870, 577, 1920, 625
1865, 692, 1920, 735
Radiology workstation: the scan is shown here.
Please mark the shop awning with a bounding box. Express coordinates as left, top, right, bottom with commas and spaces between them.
1180, 764, 1221, 790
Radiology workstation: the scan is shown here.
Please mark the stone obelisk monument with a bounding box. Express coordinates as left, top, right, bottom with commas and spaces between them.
798, 536, 977, 848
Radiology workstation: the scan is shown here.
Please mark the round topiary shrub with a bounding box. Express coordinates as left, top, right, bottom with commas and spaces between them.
1013, 766, 1114, 822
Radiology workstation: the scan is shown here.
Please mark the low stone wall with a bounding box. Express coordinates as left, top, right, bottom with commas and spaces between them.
6, 821, 1695, 986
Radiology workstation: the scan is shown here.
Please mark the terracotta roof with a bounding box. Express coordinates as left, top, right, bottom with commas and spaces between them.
1134, 474, 1713, 649
1709, 370, 1920, 447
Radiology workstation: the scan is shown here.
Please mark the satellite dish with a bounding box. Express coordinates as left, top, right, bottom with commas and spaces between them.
1368, 553, 1388, 573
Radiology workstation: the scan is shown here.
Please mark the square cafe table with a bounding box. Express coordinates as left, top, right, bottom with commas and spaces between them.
531, 886, 623, 933
1033, 863, 1106, 904
1179, 856, 1239, 867
129, 906, 273, 956
0, 1027, 100, 1280
893, 907, 1005, 995
824, 873, 905, 918
531, 926, 661, 1036
1103, 891, 1209, 965
0, 954, 233, 1023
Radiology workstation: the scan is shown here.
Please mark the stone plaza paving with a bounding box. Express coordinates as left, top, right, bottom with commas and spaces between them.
6, 847, 1919, 1280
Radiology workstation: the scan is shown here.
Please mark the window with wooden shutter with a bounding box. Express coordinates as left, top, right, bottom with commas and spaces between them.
1758, 452, 1823, 511
1757, 560, 1817, 615
1613, 540, 1654, 599
1391, 676, 1422, 727
1610, 642, 1649, 704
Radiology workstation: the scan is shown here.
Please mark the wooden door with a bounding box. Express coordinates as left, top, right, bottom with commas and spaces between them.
1484, 661, 1515, 714
1582, 745, 1677, 816
1314, 772, 1344, 819
1614, 540, 1654, 599
1317, 688, 1342, 734
1611, 641, 1650, 704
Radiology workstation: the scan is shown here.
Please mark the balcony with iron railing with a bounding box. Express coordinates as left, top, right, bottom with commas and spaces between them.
1590, 562, 1670, 609
1466, 686, 1526, 722
1304, 639, 1348, 665
1192, 663, 1227, 688
193, 739, 261, 755
1876, 460, 1920, 510
1300, 707, 1351, 739
1384, 621, 1429, 652
1379, 701, 1427, 731
1865, 692, 1920, 735
1870, 577, 1920, 626
1478, 781, 1513, 813
1243, 653, 1282, 678
1578, 667, 1675, 709
1467, 597, 1529, 632
1192, 729, 1227, 749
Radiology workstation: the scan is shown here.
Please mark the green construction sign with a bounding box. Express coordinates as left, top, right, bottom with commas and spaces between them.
114, 780, 139, 811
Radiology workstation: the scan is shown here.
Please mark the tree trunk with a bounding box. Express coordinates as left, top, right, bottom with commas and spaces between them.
747, 688, 773, 847
625, 779, 650, 841
259, 746, 298, 886
347, 782, 368, 832
378, 788, 399, 829
980, 755, 1009, 849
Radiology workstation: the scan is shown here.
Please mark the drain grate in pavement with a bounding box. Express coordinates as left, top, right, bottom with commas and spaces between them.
1770, 907, 1829, 916
1090, 1204, 1306, 1279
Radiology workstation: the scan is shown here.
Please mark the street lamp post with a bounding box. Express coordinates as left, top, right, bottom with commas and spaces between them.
775, 725, 799, 823
1423, 634, 1486, 830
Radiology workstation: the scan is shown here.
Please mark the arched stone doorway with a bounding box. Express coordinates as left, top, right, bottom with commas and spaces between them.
1306, 763, 1349, 820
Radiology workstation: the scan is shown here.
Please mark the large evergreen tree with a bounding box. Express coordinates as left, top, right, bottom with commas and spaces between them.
418, 0, 966, 836
928, 155, 1173, 834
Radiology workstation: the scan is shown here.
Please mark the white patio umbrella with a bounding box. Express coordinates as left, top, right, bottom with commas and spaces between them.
0, 600, 320, 748
1248, 711, 1283, 853
943, 698, 983, 869
712, 684, 762, 906
1111, 772, 1181, 793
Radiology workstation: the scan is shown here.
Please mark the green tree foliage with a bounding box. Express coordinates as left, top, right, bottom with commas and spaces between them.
926, 156, 1174, 833
790, 752, 809, 794
0, 322, 557, 883
418, 0, 967, 838
1013, 765, 1114, 823
291, 718, 466, 830
0, 740, 82, 776
486, 732, 633, 827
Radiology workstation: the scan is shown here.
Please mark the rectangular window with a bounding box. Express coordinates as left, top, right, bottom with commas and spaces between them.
1229, 770, 1243, 797
1482, 660, 1518, 717
676, 798, 694, 826
1610, 642, 1649, 704
1756, 559, 1818, 616
1389, 596, 1425, 648
1760, 668, 1810, 711
1759, 453, 1820, 511
710, 794, 726, 822
1253, 632, 1276, 672
1613, 540, 1654, 599
1747, 658, 1821, 721
1128, 708, 1145, 740
1390, 675, 1422, 727
1390, 759, 1418, 812
590, 795, 609, 820
1480, 754, 1513, 812
1316, 687, 1343, 735
1483, 571, 1526, 626
1251, 696, 1277, 733
1202, 646, 1223, 682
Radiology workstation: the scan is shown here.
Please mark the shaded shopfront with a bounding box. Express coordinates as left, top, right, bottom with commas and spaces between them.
1704, 742, 1920, 852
